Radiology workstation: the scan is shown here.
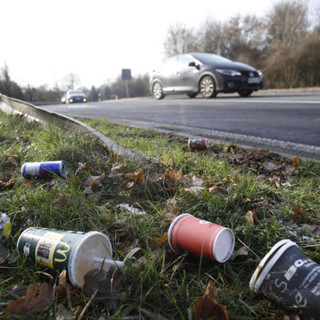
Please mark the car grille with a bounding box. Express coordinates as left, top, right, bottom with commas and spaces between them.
241, 71, 259, 78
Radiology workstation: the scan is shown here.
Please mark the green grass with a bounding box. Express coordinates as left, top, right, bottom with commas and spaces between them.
0, 111, 320, 319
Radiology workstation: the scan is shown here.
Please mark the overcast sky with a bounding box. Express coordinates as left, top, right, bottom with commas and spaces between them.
0, 0, 318, 89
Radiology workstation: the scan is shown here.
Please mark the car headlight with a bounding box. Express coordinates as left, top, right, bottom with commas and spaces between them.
69, 98, 73, 103
83, 98, 87, 102
257, 70, 263, 77
216, 69, 241, 77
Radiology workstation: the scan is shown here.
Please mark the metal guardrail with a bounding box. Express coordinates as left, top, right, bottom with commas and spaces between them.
0, 93, 142, 164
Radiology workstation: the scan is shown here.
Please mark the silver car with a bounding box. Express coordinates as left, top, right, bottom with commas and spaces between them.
62, 90, 87, 104
150, 52, 264, 99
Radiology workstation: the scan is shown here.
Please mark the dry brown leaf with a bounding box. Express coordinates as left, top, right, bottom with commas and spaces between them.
167, 198, 179, 215
162, 213, 177, 223
5, 155, 18, 166
150, 233, 168, 247
245, 211, 255, 225
284, 314, 300, 320
165, 169, 183, 183
124, 168, 145, 184
193, 280, 228, 320
231, 246, 249, 261
184, 186, 206, 196
292, 204, 311, 222
208, 186, 228, 196
5, 282, 53, 315
292, 156, 301, 167
83, 174, 105, 193
0, 178, 16, 188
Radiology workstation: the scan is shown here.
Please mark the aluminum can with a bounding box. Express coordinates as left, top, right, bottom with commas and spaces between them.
168, 213, 235, 263
250, 239, 320, 318
17, 227, 113, 288
188, 138, 208, 149
21, 161, 67, 179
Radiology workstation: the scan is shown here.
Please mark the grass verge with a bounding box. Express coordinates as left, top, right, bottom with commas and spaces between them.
0, 111, 320, 319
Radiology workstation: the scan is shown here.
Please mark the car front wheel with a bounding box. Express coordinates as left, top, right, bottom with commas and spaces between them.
199, 76, 217, 98
152, 82, 165, 100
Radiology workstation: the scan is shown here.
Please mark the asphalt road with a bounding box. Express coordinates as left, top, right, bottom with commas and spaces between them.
41, 92, 320, 161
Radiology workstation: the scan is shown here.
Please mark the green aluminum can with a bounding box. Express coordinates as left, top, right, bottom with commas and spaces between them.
17, 227, 113, 288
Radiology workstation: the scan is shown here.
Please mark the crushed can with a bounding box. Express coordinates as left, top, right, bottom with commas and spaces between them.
21, 161, 67, 179
188, 138, 208, 149
250, 239, 320, 318
17, 227, 123, 288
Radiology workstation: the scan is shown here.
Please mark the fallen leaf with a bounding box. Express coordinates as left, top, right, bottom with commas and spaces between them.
231, 247, 249, 261
136, 248, 164, 266
292, 204, 311, 222
162, 213, 178, 223
284, 314, 300, 320
150, 233, 168, 247
164, 169, 183, 183
55, 304, 75, 320
119, 204, 146, 215
245, 211, 255, 225
56, 270, 67, 297
184, 186, 206, 196
0, 178, 16, 188
167, 198, 179, 215
193, 280, 228, 320
5, 282, 53, 315
124, 168, 145, 185
83, 174, 105, 193
5, 155, 18, 166
292, 156, 301, 167
263, 162, 279, 172
208, 186, 228, 196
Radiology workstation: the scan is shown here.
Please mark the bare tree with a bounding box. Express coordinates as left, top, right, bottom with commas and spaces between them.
266, 0, 309, 47
164, 23, 199, 56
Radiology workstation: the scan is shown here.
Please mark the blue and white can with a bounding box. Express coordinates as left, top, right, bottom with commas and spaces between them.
21, 161, 68, 179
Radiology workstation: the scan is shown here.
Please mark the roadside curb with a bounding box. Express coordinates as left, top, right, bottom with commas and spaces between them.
0, 94, 143, 165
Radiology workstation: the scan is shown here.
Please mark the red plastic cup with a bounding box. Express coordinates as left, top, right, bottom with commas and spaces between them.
168, 213, 235, 263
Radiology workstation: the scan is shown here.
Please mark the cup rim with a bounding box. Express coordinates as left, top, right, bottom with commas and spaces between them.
249, 239, 297, 292
167, 213, 193, 253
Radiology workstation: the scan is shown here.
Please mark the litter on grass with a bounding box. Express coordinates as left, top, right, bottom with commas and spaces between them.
21, 161, 68, 179
17, 227, 124, 288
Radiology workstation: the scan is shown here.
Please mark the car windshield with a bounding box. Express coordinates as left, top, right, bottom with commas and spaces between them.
69, 90, 84, 95
190, 53, 232, 65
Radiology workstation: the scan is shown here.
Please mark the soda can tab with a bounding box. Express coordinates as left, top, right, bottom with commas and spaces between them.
188, 138, 208, 149
17, 227, 124, 288
168, 213, 235, 263
21, 161, 68, 179
250, 239, 320, 317
0, 214, 11, 240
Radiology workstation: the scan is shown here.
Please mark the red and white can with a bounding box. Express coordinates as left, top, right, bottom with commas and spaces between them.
168, 213, 235, 263
188, 138, 208, 149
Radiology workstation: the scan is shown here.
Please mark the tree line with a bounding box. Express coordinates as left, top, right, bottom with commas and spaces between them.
164, 0, 320, 88
1, 0, 319, 102
0, 65, 150, 103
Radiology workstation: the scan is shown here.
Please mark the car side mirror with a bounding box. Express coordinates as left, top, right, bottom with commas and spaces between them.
188, 62, 200, 69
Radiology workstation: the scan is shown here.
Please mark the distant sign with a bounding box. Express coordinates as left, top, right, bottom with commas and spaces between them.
121, 69, 132, 81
